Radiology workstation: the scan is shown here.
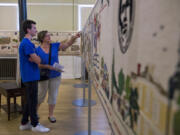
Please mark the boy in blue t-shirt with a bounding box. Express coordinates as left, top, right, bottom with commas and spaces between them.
19, 20, 50, 133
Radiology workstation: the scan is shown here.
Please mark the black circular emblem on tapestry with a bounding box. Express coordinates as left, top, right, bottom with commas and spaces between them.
118, 0, 135, 54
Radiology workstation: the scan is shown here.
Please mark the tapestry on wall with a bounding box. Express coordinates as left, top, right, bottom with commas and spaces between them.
81, 0, 180, 135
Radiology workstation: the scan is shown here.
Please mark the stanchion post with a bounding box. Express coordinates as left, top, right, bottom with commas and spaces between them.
82, 60, 86, 103
88, 74, 92, 135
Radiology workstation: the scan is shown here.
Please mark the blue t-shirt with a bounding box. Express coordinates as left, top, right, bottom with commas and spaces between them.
19, 38, 40, 83
36, 42, 61, 78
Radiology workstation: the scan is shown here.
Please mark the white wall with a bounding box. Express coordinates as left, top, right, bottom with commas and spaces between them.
0, 4, 18, 31
59, 56, 81, 79
0, 1, 95, 31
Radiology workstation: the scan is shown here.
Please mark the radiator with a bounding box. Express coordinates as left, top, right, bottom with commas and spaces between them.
0, 58, 17, 80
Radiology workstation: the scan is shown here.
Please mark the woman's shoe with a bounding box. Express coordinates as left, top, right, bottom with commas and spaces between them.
48, 116, 56, 123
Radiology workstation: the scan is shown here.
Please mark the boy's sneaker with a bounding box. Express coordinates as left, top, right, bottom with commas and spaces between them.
32, 123, 50, 133
19, 122, 32, 130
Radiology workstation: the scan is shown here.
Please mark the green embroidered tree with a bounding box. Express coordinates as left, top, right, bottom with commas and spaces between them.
111, 49, 118, 93
118, 69, 125, 95
111, 49, 125, 96
125, 75, 131, 100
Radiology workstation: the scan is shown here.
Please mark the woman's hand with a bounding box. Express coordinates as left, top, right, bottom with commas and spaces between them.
59, 31, 81, 51
48, 65, 64, 72
74, 32, 81, 38
48, 65, 56, 71
56, 69, 64, 72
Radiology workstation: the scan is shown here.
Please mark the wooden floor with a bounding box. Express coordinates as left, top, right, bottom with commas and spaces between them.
0, 79, 111, 135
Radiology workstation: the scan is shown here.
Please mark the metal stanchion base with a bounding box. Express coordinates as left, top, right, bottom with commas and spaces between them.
72, 99, 96, 107
74, 131, 104, 135
73, 83, 88, 88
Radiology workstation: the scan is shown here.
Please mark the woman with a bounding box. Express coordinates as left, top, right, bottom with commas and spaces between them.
36, 30, 81, 123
